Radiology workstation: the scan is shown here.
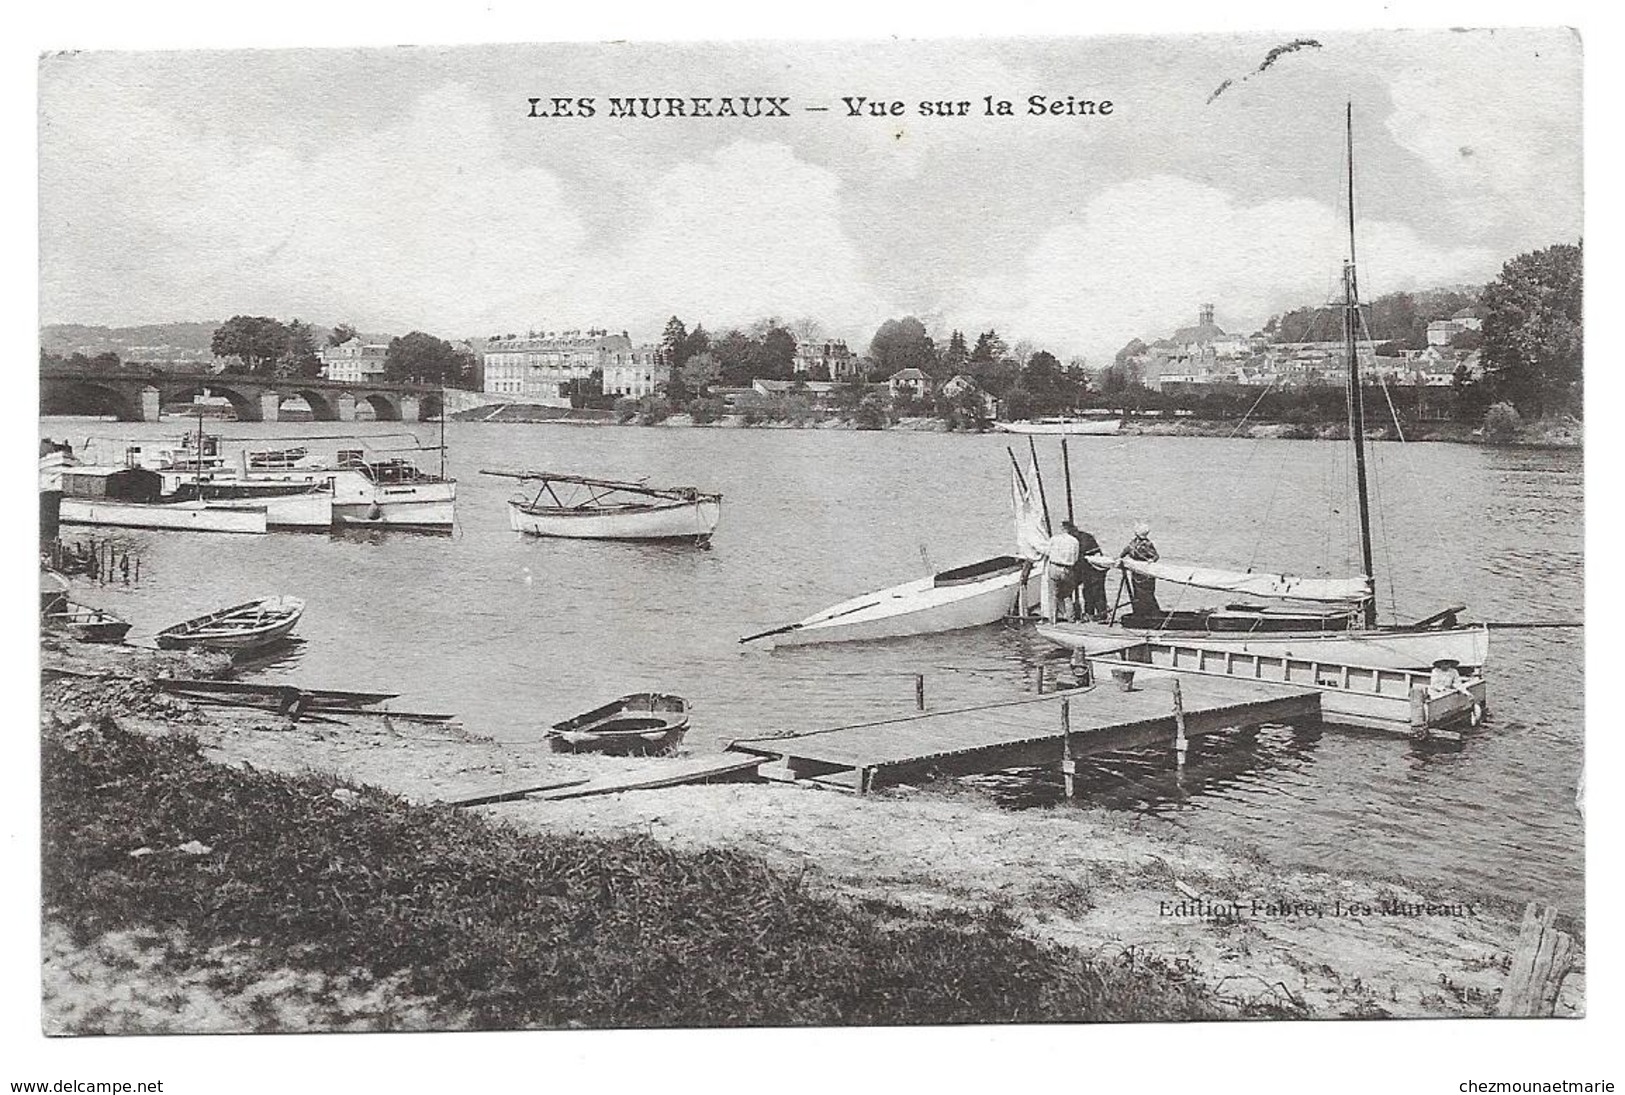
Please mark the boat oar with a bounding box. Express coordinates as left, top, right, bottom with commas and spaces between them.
1483, 621, 1584, 630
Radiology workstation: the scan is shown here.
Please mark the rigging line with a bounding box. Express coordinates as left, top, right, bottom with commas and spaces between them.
1226, 376, 1280, 438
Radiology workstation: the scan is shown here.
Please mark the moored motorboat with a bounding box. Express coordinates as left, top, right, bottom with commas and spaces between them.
994, 416, 1122, 436
57, 465, 269, 533
484, 470, 721, 543
156, 596, 305, 654
546, 693, 690, 756
743, 556, 1039, 647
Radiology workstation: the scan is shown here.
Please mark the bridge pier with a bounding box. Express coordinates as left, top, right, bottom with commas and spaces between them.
338, 393, 359, 421
260, 391, 282, 423
400, 395, 421, 422
139, 386, 162, 422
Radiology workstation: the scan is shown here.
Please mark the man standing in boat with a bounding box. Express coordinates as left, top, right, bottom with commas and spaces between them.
1070, 523, 1109, 621
1119, 522, 1162, 619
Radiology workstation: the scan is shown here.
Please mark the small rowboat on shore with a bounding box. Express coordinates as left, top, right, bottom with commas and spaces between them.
483, 470, 721, 543
39, 571, 132, 643
155, 596, 304, 655
546, 693, 690, 756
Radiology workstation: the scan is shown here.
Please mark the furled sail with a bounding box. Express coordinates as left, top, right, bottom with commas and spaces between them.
1110, 556, 1371, 604
1012, 461, 1049, 561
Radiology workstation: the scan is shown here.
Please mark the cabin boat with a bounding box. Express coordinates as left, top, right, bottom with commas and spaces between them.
546, 693, 690, 756
994, 416, 1122, 436
183, 456, 456, 531
744, 556, 1040, 647
156, 596, 304, 654
39, 570, 131, 644
57, 466, 268, 534
484, 470, 721, 543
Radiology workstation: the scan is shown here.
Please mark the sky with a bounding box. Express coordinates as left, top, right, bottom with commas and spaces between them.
38, 28, 1582, 365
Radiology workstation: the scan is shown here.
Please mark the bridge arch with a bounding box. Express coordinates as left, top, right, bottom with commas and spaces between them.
416, 391, 444, 422
40, 379, 142, 421
357, 393, 403, 422
160, 382, 262, 422
285, 388, 341, 422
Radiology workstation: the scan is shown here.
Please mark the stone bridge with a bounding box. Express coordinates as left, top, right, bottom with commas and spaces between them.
39, 370, 445, 423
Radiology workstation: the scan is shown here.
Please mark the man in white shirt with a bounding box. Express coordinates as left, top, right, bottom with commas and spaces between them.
1041, 520, 1082, 622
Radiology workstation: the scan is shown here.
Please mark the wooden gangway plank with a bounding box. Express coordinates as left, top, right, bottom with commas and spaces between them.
729, 672, 1321, 792
446, 754, 766, 807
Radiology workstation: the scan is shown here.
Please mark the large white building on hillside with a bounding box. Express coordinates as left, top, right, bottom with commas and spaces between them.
602, 345, 667, 399
320, 338, 389, 383
484, 329, 662, 405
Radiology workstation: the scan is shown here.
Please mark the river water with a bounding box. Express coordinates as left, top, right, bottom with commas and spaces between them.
42, 418, 1585, 912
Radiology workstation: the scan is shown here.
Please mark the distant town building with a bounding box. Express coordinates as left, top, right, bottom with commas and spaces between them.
794, 339, 858, 379
321, 338, 389, 383
940, 374, 997, 416
483, 328, 635, 405
602, 345, 667, 399
887, 368, 931, 399
751, 379, 843, 407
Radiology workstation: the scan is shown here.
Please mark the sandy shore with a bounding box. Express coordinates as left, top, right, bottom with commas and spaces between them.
39, 644, 1583, 1026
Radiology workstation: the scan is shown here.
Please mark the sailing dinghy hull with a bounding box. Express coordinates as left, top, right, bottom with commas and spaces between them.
507, 497, 721, 542
1035, 620, 1490, 673
766, 556, 1039, 647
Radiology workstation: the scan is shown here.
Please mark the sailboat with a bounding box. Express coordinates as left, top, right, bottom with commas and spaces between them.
1037, 104, 1489, 674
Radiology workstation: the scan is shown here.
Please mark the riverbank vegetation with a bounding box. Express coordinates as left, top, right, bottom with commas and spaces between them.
42, 714, 1247, 1032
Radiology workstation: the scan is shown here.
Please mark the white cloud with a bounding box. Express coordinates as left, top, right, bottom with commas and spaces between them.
1380, 29, 1582, 248
572, 140, 888, 338
948, 174, 1497, 364
41, 83, 592, 333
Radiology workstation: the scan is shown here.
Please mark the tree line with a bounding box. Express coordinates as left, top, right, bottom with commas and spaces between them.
207, 316, 474, 385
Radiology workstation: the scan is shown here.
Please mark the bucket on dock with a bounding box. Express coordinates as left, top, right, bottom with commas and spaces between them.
1110, 667, 1136, 692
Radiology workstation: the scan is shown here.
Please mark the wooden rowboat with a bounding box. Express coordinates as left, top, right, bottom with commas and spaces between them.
483, 470, 721, 543
546, 692, 690, 756
741, 555, 1039, 647
40, 574, 131, 643
156, 596, 304, 654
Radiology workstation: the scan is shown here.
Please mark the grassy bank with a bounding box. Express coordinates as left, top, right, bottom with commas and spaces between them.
42, 715, 1251, 1031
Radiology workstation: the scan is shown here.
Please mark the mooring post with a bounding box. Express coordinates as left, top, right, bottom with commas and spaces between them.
1036, 664, 1046, 694
1172, 679, 1188, 773
1061, 698, 1075, 798
914, 673, 925, 711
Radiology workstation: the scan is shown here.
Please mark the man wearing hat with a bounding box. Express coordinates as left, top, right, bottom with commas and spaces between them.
1120, 522, 1162, 619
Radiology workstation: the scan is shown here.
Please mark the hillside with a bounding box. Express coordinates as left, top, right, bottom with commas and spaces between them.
41, 322, 395, 367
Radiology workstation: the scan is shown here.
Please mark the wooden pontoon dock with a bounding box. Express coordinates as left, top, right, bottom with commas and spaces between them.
729, 672, 1323, 794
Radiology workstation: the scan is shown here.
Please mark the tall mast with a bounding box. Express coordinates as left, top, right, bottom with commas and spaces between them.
1344, 102, 1377, 628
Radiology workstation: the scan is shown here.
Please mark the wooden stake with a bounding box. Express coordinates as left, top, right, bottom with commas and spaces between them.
1172, 680, 1188, 770
1061, 698, 1075, 798
914, 673, 925, 711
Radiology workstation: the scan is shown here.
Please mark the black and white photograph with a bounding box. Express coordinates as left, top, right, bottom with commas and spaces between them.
15, 6, 1607, 1091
